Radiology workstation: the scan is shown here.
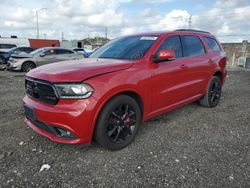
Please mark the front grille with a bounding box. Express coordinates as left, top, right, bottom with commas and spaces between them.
25, 78, 58, 104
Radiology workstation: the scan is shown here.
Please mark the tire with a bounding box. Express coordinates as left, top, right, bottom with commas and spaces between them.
0, 57, 6, 64
94, 95, 141, 150
199, 76, 222, 108
22, 61, 36, 72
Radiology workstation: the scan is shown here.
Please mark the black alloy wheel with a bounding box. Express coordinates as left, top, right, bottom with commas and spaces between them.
95, 95, 141, 150
199, 76, 222, 108
208, 80, 221, 107
106, 103, 137, 144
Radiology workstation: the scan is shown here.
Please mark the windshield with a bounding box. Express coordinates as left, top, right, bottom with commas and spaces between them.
30, 48, 47, 56
9, 47, 17, 51
90, 35, 159, 60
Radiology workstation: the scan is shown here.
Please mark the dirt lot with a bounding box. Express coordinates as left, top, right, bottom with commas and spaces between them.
0, 68, 249, 188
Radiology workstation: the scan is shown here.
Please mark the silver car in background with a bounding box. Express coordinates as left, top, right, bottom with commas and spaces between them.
7, 47, 84, 72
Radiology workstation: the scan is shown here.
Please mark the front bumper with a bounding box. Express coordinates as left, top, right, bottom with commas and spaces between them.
23, 95, 98, 144
7, 62, 22, 71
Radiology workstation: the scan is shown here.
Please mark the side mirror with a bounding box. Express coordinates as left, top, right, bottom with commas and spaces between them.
154, 49, 176, 63
40, 53, 46, 57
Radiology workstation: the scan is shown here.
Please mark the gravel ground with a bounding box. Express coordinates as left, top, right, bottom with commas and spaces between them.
0, 68, 249, 188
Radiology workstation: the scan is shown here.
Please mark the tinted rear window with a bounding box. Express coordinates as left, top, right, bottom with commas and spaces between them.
56, 49, 74, 54
181, 36, 205, 57
16, 47, 33, 53
204, 37, 222, 52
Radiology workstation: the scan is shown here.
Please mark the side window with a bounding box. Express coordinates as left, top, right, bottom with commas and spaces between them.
24, 48, 34, 53
157, 36, 182, 58
17, 47, 25, 52
56, 49, 74, 54
45, 49, 56, 56
181, 36, 205, 57
204, 37, 221, 52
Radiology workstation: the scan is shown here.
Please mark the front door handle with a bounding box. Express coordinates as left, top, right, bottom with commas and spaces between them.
180, 64, 186, 68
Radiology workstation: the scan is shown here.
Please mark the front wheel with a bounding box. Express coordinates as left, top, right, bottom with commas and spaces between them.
22, 62, 36, 72
199, 76, 222, 108
94, 95, 141, 150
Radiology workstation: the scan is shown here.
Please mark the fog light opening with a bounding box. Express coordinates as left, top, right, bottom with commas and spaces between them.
55, 127, 76, 139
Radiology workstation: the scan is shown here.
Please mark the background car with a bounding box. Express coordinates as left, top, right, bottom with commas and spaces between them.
0, 43, 17, 52
72, 48, 93, 57
0, 47, 34, 64
7, 47, 84, 72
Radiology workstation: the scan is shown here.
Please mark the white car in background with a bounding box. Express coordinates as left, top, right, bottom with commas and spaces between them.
7, 47, 84, 72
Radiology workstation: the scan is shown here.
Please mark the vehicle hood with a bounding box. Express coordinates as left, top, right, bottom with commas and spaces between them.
27, 58, 134, 82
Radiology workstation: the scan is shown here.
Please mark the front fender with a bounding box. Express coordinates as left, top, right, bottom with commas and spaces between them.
85, 69, 152, 140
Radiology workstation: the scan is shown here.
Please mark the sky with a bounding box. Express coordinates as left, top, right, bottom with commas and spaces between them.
0, 0, 250, 42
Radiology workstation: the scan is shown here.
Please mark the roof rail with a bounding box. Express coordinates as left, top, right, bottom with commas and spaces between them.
175, 29, 211, 34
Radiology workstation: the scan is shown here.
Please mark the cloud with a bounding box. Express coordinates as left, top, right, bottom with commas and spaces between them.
0, 0, 249, 42
158, 9, 190, 30
0, 0, 124, 39
214, 0, 248, 8
119, 0, 173, 3
135, 0, 173, 2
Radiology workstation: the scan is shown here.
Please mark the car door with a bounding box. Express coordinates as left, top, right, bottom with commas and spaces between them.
151, 35, 191, 111
55, 49, 81, 61
179, 35, 210, 97
66, 50, 83, 60
37, 49, 58, 66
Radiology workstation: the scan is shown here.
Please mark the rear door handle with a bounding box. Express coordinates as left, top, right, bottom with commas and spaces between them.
208, 59, 213, 63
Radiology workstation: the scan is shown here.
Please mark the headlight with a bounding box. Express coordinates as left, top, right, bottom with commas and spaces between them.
54, 83, 94, 99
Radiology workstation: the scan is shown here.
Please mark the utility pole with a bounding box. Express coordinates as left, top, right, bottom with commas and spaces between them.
188, 15, 192, 29
36, 10, 39, 39
105, 26, 108, 39
62, 32, 64, 41
36, 8, 47, 39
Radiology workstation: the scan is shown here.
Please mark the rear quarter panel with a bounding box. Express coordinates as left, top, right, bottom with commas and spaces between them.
199, 34, 227, 84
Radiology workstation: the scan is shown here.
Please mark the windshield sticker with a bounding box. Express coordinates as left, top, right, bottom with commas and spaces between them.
140, 36, 158, 41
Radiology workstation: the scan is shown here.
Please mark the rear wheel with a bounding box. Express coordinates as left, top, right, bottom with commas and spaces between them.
199, 76, 222, 108
22, 62, 36, 72
94, 95, 141, 150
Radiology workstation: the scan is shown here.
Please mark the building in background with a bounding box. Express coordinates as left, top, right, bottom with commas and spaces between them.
81, 37, 110, 50
0, 36, 29, 51
221, 40, 250, 68
0, 36, 60, 50
61, 40, 81, 49
29, 39, 59, 48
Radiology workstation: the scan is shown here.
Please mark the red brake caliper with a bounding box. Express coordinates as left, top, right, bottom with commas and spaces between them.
125, 113, 131, 128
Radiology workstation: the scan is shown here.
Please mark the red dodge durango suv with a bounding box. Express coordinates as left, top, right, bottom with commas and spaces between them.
23, 29, 227, 150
